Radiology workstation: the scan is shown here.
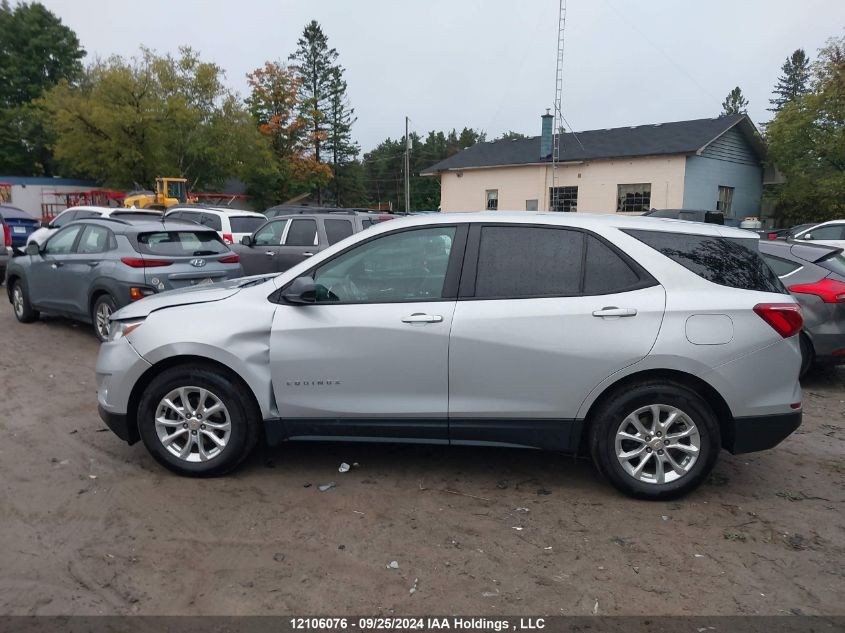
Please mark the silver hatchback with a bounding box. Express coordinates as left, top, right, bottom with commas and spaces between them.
6, 218, 243, 341
96, 213, 803, 499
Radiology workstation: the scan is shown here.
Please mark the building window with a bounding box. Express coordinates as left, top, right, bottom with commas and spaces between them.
486, 189, 498, 211
525, 199, 538, 211
617, 183, 651, 212
549, 186, 578, 212
717, 186, 734, 217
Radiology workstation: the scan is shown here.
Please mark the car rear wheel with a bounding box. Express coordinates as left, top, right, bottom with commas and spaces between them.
589, 380, 720, 500
11, 280, 39, 323
92, 294, 116, 342
137, 365, 260, 476
799, 333, 814, 379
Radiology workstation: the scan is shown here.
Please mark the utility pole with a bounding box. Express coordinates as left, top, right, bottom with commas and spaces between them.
404, 116, 411, 214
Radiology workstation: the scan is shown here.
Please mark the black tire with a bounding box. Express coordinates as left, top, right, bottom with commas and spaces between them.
799, 333, 814, 379
91, 294, 117, 342
11, 279, 39, 323
588, 380, 721, 500
137, 364, 260, 476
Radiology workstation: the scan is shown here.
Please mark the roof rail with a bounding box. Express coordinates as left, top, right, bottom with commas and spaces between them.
73, 216, 131, 226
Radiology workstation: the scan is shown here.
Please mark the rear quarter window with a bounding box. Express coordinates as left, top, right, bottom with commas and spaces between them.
625, 229, 786, 293
136, 231, 228, 256
229, 216, 266, 234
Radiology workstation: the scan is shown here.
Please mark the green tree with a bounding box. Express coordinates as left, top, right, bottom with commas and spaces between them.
766, 36, 845, 223
769, 49, 811, 113
496, 130, 527, 141
325, 65, 361, 206
42, 47, 260, 191
0, 1, 85, 175
289, 20, 339, 203
721, 86, 749, 115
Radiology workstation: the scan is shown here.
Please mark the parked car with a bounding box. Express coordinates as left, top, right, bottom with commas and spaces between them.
0, 204, 39, 280
27, 206, 163, 247
164, 205, 267, 246
759, 239, 845, 376
7, 218, 243, 341
96, 213, 802, 499
233, 212, 378, 276
642, 208, 725, 225
264, 205, 396, 227
789, 220, 845, 249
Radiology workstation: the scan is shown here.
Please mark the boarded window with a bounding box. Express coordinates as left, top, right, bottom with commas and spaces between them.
549, 186, 578, 212
617, 184, 651, 212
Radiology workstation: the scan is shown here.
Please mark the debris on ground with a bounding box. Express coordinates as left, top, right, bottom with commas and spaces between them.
339, 462, 351, 473
786, 534, 807, 550
515, 507, 530, 513
723, 530, 747, 542
303, 482, 312, 488
318, 481, 336, 492
409, 577, 418, 595
273, 553, 285, 562
387, 560, 399, 569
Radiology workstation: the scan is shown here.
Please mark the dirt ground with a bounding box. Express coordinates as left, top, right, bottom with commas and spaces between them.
0, 306, 843, 617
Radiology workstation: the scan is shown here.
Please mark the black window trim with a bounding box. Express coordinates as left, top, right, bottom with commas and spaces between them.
271, 223, 469, 305
458, 222, 657, 301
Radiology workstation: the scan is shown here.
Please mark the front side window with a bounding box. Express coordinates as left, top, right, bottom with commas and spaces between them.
716, 186, 734, 217
254, 220, 287, 246
44, 225, 83, 255
617, 184, 651, 212
486, 190, 498, 211
312, 226, 456, 303
549, 186, 578, 212
626, 229, 785, 293
474, 226, 583, 298
803, 225, 845, 240
285, 219, 318, 246
77, 225, 112, 254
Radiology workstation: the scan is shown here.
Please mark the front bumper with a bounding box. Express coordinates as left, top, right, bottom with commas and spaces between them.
96, 336, 151, 444
98, 405, 137, 444
725, 410, 802, 454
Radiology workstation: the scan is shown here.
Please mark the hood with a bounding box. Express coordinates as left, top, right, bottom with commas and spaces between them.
112, 273, 277, 320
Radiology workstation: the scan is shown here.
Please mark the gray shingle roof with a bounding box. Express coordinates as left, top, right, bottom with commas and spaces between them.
421, 114, 763, 175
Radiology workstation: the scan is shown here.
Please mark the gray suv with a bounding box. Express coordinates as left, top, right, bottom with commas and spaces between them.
96, 213, 803, 498
6, 218, 243, 341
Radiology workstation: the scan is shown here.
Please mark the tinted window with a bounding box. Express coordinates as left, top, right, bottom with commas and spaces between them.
361, 219, 373, 229
136, 231, 228, 256
584, 235, 641, 294
626, 229, 785, 293
313, 227, 455, 303
75, 210, 103, 220
325, 219, 354, 245
475, 226, 582, 298
201, 213, 223, 231
77, 225, 112, 254
44, 225, 82, 255
254, 220, 287, 246
179, 212, 203, 225
762, 255, 801, 277
803, 225, 844, 240
816, 253, 845, 278
229, 216, 265, 234
51, 210, 77, 228
285, 219, 317, 246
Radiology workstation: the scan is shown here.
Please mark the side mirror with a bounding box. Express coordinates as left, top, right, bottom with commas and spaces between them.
25, 242, 41, 256
282, 276, 317, 304
241, 235, 253, 246
41, 220, 51, 228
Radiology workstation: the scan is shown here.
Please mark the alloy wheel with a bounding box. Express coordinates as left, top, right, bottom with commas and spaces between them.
95, 302, 112, 340
615, 404, 701, 485
12, 285, 23, 318
154, 386, 232, 462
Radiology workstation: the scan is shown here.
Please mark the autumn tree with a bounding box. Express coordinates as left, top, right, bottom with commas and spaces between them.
769, 49, 812, 113
721, 86, 749, 115
0, 1, 85, 175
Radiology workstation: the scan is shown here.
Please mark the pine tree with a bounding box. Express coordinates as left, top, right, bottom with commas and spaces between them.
768, 49, 811, 112
289, 20, 339, 204
325, 65, 360, 206
721, 86, 749, 115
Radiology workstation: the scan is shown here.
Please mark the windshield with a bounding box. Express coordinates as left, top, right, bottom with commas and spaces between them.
136, 230, 228, 256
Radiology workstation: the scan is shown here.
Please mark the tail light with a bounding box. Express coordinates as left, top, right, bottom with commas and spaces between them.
753, 303, 803, 338
218, 254, 240, 264
222, 233, 233, 244
378, 215, 394, 222
120, 257, 172, 268
788, 279, 845, 303
767, 233, 779, 240
2, 224, 10, 248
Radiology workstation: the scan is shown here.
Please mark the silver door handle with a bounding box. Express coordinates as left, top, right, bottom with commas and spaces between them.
401, 313, 443, 323
592, 307, 637, 318
265, 251, 275, 257
302, 252, 314, 257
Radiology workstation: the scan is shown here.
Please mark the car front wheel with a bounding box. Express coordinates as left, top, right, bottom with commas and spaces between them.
589, 380, 720, 499
137, 365, 260, 476
11, 280, 39, 323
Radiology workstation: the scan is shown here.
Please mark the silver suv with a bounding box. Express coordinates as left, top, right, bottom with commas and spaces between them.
96, 213, 803, 498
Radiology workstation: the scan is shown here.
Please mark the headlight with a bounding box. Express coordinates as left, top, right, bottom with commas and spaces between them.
108, 319, 144, 342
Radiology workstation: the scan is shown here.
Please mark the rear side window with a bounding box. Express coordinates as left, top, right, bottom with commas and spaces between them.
136, 231, 228, 256
77, 225, 113, 254
584, 235, 641, 294
762, 255, 801, 277
816, 253, 845, 278
52, 210, 77, 228
201, 213, 223, 231
626, 229, 785, 293
229, 216, 265, 234
325, 219, 354, 245
475, 226, 583, 298
286, 219, 317, 246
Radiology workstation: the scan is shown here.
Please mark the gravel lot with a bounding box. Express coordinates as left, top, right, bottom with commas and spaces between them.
0, 306, 843, 616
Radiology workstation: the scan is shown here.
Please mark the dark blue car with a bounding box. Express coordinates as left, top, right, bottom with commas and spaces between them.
1, 205, 40, 248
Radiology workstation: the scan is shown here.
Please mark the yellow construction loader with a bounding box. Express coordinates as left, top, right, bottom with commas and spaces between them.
123, 177, 192, 210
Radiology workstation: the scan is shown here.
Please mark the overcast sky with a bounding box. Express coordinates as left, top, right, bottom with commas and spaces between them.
41, 0, 845, 152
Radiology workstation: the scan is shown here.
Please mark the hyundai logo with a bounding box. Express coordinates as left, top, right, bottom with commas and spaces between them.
190, 258, 207, 268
